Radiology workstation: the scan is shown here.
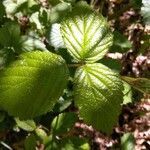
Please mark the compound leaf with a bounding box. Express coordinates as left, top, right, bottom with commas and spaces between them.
0, 51, 68, 119
74, 63, 123, 133
61, 3, 113, 63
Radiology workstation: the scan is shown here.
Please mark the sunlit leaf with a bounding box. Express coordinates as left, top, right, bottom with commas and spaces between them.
61, 2, 113, 63
121, 133, 135, 150
15, 118, 36, 131
20, 35, 47, 51
74, 63, 123, 133
48, 23, 65, 50
123, 82, 133, 104
0, 51, 68, 119
141, 0, 150, 25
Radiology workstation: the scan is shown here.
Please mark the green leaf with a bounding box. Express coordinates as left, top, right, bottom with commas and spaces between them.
53, 97, 72, 113
130, 0, 142, 8
123, 82, 133, 105
45, 135, 58, 150
3, 0, 27, 15
51, 112, 78, 135
60, 137, 90, 150
121, 133, 135, 150
24, 134, 36, 150
48, 0, 60, 6
35, 128, 48, 143
0, 21, 20, 48
74, 63, 123, 133
20, 35, 47, 52
61, 3, 113, 63
15, 118, 36, 131
99, 58, 121, 72
50, 2, 72, 23
48, 23, 65, 50
110, 31, 132, 53
0, 2, 5, 21
121, 76, 150, 94
141, 0, 150, 25
0, 51, 68, 119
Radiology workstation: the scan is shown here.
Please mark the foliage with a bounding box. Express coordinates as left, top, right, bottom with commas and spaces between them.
0, 0, 149, 149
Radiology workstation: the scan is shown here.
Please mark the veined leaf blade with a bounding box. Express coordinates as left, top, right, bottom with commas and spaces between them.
74, 63, 123, 133
0, 51, 68, 119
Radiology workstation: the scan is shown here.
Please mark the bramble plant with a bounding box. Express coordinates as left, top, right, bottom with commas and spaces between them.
0, 0, 149, 149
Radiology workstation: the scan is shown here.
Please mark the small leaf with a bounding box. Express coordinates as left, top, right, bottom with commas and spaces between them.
121, 76, 150, 94
61, 3, 113, 63
15, 118, 36, 131
24, 134, 37, 150
60, 137, 90, 150
74, 63, 123, 133
141, 0, 150, 25
53, 97, 72, 113
20, 35, 47, 52
51, 112, 78, 135
35, 128, 48, 143
0, 51, 68, 119
48, 23, 65, 50
110, 31, 132, 53
121, 133, 135, 150
0, 21, 20, 48
45, 135, 58, 150
50, 2, 72, 23
3, 0, 27, 15
30, 12, 43, 30
123, 82, 133, 105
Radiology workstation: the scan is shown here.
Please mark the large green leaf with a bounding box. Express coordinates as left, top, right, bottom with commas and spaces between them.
61, 3, 113, 63
0, 51, 68, 119
74, 63, 123, 133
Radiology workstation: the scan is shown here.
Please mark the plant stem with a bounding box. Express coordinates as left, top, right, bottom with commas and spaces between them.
67, 63, 83, 68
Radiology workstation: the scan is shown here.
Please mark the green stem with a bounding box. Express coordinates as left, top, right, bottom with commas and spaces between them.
67, 63, 83, 68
